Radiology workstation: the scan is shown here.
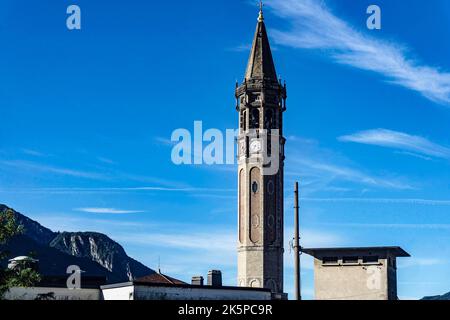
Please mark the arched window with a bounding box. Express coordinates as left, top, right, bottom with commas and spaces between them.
264, 109, 273, 129
240, 110, 247, 131
250, 108, 260, 129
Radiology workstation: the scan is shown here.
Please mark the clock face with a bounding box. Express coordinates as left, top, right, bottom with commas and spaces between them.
250, 139, 262, 153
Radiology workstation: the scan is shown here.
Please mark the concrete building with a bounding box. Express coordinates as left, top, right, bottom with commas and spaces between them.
101, 282, 271, 301
302, 247, 410, 300
235, 3, 286, 295
102, 270, 272, 300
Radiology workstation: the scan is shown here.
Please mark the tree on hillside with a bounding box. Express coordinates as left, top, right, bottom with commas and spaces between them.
0, 208, 41, 298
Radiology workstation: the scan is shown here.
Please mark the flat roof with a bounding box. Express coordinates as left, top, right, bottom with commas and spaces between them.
301, 246, 410, 257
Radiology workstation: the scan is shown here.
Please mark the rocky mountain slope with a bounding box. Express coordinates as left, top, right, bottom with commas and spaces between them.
0, 204, 155, 283
50, 231, 151, 281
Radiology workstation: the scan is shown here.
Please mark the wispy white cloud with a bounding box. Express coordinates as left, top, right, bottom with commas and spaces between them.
320, 222, 450, 230
0, 160, 108, 180
96, 157, 116, 165
399, 258, 446, 269
0, 156, 197, 190
394, 151, 433, 162
302, 197, 450, 206
34, 215, 153, 233
75, 207, 145, 214
227, 43, 252, 52
296, 158, 412, 190
21, 149, 46, 157
339, 129, 450, 159
154, 136, 175, 146
0, 186, 235, 194
119, 231, 235, 252
287, 137, 413, 191
267, 0, 450, 105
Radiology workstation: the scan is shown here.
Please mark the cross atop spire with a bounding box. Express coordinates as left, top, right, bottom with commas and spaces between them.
258, 1, 264, 22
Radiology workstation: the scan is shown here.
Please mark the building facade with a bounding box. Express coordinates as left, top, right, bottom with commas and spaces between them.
235, 7, 287, 294
101, 282, 272, 301
302, 247, 410, 300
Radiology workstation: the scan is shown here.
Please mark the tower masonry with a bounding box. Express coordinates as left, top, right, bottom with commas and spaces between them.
235, 6, 287, 294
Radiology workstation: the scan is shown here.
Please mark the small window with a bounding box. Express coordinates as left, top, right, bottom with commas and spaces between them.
251, 181, 259, 193
322, 257, 338, 265
363, 256, 379, 264
343, 256, 359, 264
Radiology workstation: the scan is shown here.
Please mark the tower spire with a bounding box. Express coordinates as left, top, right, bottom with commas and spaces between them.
244, 1, 277, 82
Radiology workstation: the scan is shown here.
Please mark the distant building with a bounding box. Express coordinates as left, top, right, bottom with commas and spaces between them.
101, 282, 271, 301
3, 275, 105, 300
4, 269, 274, 300
102, 270, 272, 300
302, 246, 410, 300
7, 256, 38, 271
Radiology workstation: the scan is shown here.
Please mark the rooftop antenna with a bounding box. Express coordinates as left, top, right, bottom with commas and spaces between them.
158, 256, 161, 274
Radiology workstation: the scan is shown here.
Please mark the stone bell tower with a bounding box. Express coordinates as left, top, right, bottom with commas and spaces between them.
235, 4, 287, 294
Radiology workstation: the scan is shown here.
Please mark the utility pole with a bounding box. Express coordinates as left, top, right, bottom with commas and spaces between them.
294, 182, 301, 300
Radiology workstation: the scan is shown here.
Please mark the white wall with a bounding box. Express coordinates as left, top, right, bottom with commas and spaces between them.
134, 285, 271, 300
314, 258, 388, 300
101, 285, 134, 300
5, 284, 272, 300
101, 285, 271, 300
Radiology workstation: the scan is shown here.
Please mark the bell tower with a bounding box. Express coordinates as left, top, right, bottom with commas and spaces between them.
235, 4, 287, 294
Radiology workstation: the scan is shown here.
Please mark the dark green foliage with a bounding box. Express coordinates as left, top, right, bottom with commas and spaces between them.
0, 208, 41, 298
0, 209, 23, 245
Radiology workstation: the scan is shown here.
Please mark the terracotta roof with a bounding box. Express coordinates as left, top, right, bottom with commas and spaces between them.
135, 272, 186, 285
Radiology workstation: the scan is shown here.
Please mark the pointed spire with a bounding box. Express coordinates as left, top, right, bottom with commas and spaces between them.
245, 2, 277, 82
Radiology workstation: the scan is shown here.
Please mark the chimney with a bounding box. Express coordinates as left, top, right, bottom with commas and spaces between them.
191, 276, 204, 286
207, 270, 222, 287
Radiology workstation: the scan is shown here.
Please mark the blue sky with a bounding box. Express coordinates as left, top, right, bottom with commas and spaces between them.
1, 0, 450, 299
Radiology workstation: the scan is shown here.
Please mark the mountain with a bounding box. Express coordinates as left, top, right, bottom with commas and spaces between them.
0, 204, 155, 283
11, 207, 56, 246
2, 234, 123, 282
422, 292, 450, 300
50, 232, 152, 282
